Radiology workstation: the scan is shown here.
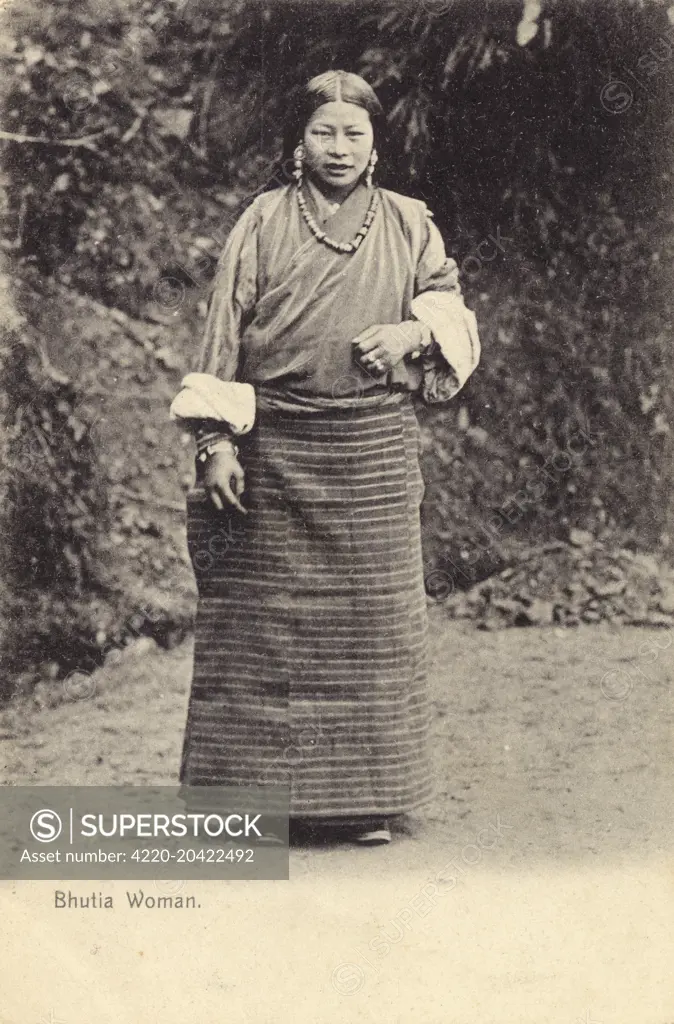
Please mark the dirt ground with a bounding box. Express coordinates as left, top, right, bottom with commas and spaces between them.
1, 611, 673, 1023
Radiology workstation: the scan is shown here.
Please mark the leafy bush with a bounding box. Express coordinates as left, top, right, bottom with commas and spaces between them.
1, 0, 673, 688
419, 195, 674, 583
0, 281, 115, 693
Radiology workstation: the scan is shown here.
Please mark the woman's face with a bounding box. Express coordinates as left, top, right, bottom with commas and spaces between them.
302, 101, 374, 194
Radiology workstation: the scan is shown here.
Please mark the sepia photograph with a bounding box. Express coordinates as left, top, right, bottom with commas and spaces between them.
0, 0, 672, 1020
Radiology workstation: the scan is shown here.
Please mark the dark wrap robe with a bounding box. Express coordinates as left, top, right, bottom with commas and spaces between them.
179, 183, 480, 818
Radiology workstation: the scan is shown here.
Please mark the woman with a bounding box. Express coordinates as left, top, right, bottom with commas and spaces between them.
171, 70, 480, 845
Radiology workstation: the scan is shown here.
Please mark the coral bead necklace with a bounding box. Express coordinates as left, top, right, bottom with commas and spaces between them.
296, 184, 379, 254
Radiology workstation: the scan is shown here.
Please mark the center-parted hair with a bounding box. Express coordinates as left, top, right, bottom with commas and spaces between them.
283, 71, 385, 158
263, 70, 386, 190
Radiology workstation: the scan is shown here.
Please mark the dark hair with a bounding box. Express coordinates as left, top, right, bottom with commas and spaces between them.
265, 70, 386, 191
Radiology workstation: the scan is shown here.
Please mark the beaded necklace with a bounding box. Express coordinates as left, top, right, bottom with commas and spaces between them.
296, 184, 379, 254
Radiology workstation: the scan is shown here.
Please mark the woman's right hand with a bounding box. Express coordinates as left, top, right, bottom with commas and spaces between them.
202, 450, 247, 515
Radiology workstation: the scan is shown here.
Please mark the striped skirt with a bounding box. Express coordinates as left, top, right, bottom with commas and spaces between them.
179, 393, 433, 818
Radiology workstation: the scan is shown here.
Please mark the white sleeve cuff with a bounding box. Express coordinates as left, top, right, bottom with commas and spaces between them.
411, 291, 480, 391
169, 373, 256, 435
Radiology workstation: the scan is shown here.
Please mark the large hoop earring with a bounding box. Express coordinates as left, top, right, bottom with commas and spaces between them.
293, 144, 305, 188
365, 148, 378, 189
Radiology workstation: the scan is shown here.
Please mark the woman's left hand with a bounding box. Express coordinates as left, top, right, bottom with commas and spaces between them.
351, 322, 423, 376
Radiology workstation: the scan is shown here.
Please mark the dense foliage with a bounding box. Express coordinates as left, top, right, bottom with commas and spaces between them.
1, 0, 673, 680
0, 279, 113, 692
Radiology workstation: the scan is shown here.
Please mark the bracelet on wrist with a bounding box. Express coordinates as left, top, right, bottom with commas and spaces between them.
409, 322, 435, 360
197, 438, 239, 463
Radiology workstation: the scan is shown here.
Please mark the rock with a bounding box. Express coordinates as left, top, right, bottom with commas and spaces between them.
644, 612, 674, 628
569, 528, 594, 548
192, 236, 217, 253
466, 426, 489, 445
417, 538, 672, 632
152, 107, 193, 141
109, 307, 130, 326
520, 599, 555, 626
115, 637, 158, 661
493, 599, 523, 617
631, 553, 660, 577
452, 597, 474, 618
584, 576, 627, 598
